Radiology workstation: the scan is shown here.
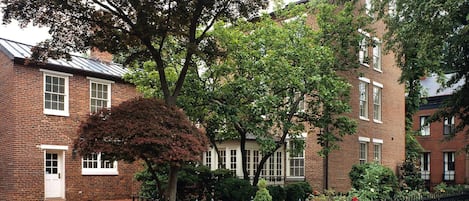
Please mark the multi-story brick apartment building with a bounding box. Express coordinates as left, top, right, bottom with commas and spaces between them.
0, 38, 141, 200
202, 0, 406, 192
414, 74, 468, 189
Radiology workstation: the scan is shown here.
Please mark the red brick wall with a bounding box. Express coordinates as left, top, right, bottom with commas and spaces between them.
304, 0, 406, 192
414, 107, 468, 188
0, 52, 142, 200
0, 52, 17, 199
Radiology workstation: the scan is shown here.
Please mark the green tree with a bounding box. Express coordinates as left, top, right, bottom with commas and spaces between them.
2, 1, 269, 200
125, 1, 363, 186
375, 0, 469, 135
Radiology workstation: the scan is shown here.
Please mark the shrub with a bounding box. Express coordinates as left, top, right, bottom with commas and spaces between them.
267, 185, 286, 201
284, 182, 312, 201
214, 177, 256, 201
253, 179, 272, 201
348, 163, 399, 200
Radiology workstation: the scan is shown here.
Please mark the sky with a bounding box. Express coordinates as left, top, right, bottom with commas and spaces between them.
0, 0, 298, 45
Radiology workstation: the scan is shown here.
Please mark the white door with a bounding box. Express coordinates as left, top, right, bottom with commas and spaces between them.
45, 152, 64, 198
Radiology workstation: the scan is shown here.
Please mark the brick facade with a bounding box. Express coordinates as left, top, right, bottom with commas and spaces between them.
0, 49, 141, 200
303, 0, 406, 192
414, 96, 469, 189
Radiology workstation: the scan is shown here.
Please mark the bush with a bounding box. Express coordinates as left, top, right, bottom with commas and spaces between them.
348, 163, 399, 200
253, 179, 272, 201
267, 185, 286, 201
214, 177, 256, 201
284, 182, 312, 201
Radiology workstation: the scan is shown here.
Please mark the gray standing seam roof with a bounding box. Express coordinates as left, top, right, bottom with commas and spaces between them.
0, 37, 128, 78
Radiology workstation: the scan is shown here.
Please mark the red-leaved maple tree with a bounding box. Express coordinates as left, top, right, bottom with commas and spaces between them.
75, 97, 208, 200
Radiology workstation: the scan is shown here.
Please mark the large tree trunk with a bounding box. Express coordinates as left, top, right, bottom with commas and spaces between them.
166, 166, 180, 201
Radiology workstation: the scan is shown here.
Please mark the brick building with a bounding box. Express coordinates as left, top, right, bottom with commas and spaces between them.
414, 74, 468, 189
0, 38, 141, 201
202, 0, 406, 193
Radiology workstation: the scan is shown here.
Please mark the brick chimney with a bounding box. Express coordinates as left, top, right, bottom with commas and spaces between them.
90, 47, 113, 64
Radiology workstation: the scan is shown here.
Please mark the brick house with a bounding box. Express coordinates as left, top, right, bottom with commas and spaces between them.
414, 74, 468, 189
202, 0, 406, 192
0, 38, 141, 201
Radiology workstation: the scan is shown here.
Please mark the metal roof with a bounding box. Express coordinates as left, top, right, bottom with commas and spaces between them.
420, 73, 464, 97
0, 37, 128, 78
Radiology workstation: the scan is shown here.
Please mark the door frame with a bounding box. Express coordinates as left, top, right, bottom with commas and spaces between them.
40, 144, 68, 199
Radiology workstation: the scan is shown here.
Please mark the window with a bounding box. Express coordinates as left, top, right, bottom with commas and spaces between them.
373, 84, 382, 122
289, 141, 305, 177
204, 151, 212, 169
388, 0, 396, 17
365, 0, 372, 16
89, 78, 112, 113
42, 70, 71, 116
443, 152, 455, 181
359, 36, 370, 66
230, 150, 237, 175
372, 39, 382, 71
294, 92, 306, 113
82, 153, 118, 175
269, 156, 275, 181
443, 116, 455, 135
359, 79, 369, 119
219, 150, 226, 169
253, 150, 259, 176
276, 152, 282, 181
373, 143, 382, 163
246, 150, 251, 177
359, 142, 368, 164
421, 152, 430, 180
420, 116, 430, 136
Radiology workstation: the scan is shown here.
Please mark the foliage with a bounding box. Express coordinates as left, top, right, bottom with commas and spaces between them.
213, 177, 256, 201
284, 182, 313, 201
374, 0, 469, 135
349, 163, 399, 200
266, 185, 286, 201
75, 97, 208, 199
253, 179, 272, 201
433, 183, 466, 194
399, 158, 425, 191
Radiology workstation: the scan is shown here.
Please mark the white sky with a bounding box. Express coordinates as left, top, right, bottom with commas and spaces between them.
0, 0, 298, 45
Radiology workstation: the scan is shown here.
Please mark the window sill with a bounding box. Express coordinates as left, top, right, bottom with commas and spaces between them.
373, 119, 383, 124
82, 169, 118, 176
359, 116, 369, 121
360, 63, 370, 68
44, 110, 69, 117
373, 68, 383, 73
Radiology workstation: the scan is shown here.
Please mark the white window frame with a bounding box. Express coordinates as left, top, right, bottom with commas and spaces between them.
219, 150, 226, 169
88, 77, 113, 113
204, 150, 212, 169
421, 152, 430, 180
288, 140, 305, 178
359, 35, 370, 67
443, 152, 455, 181
373, 138, 383, 164
82, 153, 118, 175
443, 116, 455, 135
359, 137, 370, 164
294, 92, 306, 113
359, 77, 370, 120
388, 0, 396, 17
373, 82, 383, 123
41, 69, 72, 116
230, 149, 237, 175
420, 116, 430, 136
365, 0, 373, 17
372, 38, 382, 72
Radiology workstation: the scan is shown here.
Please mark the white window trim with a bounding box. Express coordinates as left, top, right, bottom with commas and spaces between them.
287, 139, 305, 178
372, 37, 382, 72
421, 152, 431, 180
359, 79, 369, 120
372, 83, 383, 123
420, 116, 431, 136
41, 69, 72, 117
88, 78, 113, 113
372, 138, 383, 144
359, 136, 371, 142
81, 153, 118, 175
